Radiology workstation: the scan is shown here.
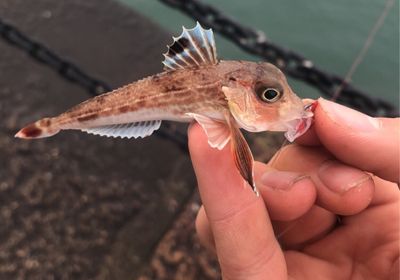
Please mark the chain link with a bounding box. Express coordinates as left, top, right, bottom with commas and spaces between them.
159, 0, 398, 117
0, 20, 111, 96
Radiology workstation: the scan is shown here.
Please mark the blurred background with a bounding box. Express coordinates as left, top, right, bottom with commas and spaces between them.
0, 0, 398, 279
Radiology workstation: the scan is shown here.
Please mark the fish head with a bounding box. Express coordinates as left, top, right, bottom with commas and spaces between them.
222, 61, 314, 141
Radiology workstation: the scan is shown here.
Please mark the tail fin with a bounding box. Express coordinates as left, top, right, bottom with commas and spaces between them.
15, 118, 60, 139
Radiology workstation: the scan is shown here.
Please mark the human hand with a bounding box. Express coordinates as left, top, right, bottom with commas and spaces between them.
188, 98, 399, 280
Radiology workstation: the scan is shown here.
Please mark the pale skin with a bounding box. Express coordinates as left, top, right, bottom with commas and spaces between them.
188, 98, 399, 280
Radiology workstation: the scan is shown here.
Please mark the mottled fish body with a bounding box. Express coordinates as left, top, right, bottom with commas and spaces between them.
23, 64, 229, 138
16, 22, 314, 194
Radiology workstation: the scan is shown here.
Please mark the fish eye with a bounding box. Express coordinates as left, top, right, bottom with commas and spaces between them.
256, 86, 282, 103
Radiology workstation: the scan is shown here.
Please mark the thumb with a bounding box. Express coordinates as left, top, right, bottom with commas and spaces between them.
314, 98, 399, 183
188, 123, 286, 279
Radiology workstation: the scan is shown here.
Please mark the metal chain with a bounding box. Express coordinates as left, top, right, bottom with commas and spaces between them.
0, 19, 111, 96
0, 18, 188, 151
159, 0, 398, 117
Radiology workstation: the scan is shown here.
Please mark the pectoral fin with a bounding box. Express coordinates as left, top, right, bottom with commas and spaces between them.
187, 113, 231, 150
189, 112, 257, 194
227, 116, 258, 195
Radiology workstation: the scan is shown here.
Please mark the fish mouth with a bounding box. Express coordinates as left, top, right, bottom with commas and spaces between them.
284, 117, 312, 142
284, 101, 316, 142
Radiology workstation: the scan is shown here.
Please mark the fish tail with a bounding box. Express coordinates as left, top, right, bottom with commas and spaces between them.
15, 117, 60, 139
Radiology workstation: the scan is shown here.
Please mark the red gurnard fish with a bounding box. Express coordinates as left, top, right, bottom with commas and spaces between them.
16, 23, 314, 194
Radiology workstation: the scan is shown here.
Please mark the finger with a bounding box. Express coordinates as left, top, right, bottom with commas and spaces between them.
195, 206, 215, 253
270, 144, 375, 216
273, 205, 337, 250
369, 175, 399, 206
196, 167, 337, 250
263, 144, 370, 248
254, 162, 317, 221
295, 123, 321, 146
188, 123, 287, 279
195, 162, 318, 252
255, 160, 335, 249
195, 204, 336, 254
315, 98, 400, 183
313, 160, 375, 215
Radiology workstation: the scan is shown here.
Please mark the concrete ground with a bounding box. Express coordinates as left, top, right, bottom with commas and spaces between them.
0, 0, 282, 279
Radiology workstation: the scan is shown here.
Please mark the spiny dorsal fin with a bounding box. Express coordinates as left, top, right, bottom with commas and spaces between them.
162, 22, 218, 70
81, 120, 161, 139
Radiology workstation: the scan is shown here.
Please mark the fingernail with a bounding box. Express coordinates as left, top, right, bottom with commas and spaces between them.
318, 98, 381, 132
261, 171, 309, 191
318, 160, 372, 194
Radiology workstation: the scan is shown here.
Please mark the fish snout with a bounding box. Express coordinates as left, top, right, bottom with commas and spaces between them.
283, 101, 315, 142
